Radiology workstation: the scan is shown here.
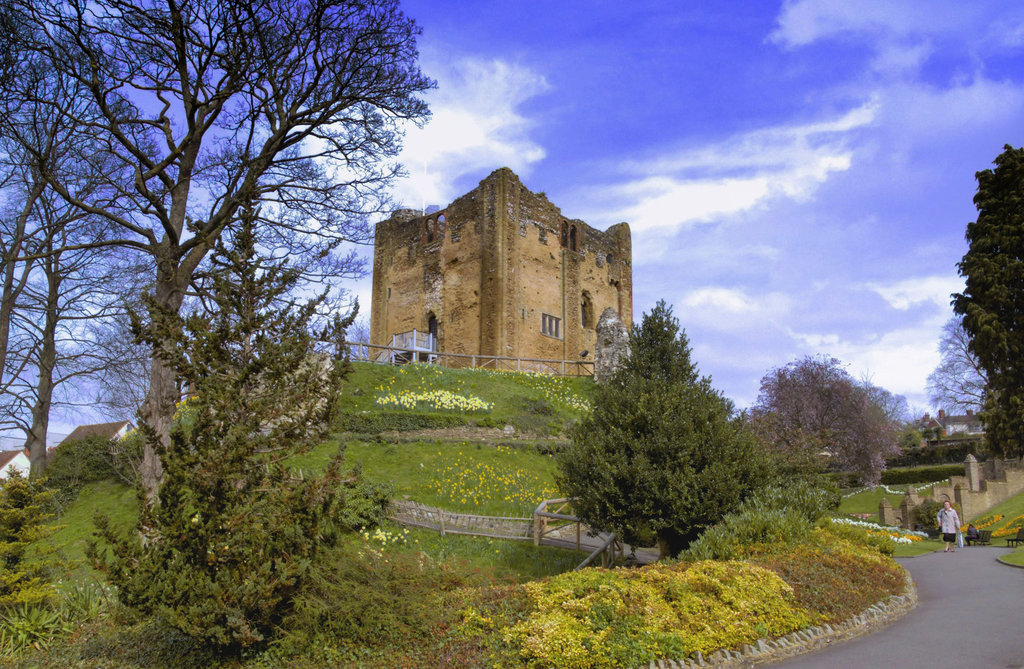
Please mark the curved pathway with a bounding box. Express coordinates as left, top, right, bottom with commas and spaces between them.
773, 546, 1024, 669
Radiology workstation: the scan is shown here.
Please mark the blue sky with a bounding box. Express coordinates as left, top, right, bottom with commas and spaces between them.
349, 0, 1024, 414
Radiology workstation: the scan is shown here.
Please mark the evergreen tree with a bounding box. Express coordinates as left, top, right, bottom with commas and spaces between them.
557, 300, 772, 558
90, 214, 352, 648
0, 471, 59, 607
954, 145, 1024, 458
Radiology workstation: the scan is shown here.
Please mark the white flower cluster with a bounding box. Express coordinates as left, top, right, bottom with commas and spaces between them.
830, 516, 928, 544
841, 480, 944, 498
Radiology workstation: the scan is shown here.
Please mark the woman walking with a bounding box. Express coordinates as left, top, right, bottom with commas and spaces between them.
937, 500, 961, 553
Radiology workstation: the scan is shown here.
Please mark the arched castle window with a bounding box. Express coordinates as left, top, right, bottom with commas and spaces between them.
569, 224, 578, 252
581, 291, 594, 329
560, 221, 568, 248
423, 218, 434, 244
427, 313, 438, 348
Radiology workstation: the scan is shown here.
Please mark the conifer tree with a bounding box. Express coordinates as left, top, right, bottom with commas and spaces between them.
557, 300, 772, 558
0, 471, 59, 607
954, 145, 1024, 458
90, 213, 351, 648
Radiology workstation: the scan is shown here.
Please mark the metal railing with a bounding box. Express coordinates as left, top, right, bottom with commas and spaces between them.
347, 341, 594, 377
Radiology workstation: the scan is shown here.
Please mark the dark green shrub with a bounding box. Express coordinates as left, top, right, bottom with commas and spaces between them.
684, 508, 813, 561
825, 471, 860, 489
741, 479, 840, 522
0, 471, 61, 607
90, 220, 350, 650
278, 543, 477, 660
558, 301, 774, 558
913, 500, 962, 530
335, 412, 466, 433
887, 440, 988, 467
330, 471, 393, 533
42, 436, 121, 508
880, 464, 962, 485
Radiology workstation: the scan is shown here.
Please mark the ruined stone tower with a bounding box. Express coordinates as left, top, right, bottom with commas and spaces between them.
370, 168, 633, 364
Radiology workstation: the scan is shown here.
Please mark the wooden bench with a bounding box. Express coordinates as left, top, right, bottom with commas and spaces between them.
1007, 528, 1024, 548
967, 529, 991, 546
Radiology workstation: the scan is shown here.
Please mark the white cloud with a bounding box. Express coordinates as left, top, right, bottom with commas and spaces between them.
866, 275, 964, 311
680, 287, 791, 325
393, 57, 549, 208
583, 102, 876, 233
788, 325, 944, 404
771, 0, 967, 48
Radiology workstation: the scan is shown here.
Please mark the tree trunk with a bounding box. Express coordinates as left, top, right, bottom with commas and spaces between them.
0, 179, 44, 379
137, 253, 194, 500
25, 253, 59, 478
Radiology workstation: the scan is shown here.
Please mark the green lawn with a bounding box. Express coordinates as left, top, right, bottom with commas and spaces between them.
336, 361, 594, 434
838, 483, 936, 517
362, 522, 587, 581
291, 437, 561, 516
44, 480, 138, 580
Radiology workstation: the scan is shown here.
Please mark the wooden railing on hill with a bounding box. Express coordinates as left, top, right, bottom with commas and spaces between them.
389, 500, 533, 540
388, 498, 624, 570
347, 342, 594, 377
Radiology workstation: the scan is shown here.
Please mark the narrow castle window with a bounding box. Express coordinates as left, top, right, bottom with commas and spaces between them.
581, 291, 594, 329
424, 218, 434, 244
541, 313, 561, 339
437, 214, 446, 238
427, 313, 438, 341
569, 224, 578, 252
560, 221, 568, 248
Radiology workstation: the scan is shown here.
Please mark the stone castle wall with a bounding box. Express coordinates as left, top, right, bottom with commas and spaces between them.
371, 168, 633, 363
881, 455, 1024, 528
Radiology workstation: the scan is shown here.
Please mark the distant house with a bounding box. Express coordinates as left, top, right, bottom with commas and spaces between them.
58, 420, 134, 447
0, 450, 31, 479
917, 409, 984, 438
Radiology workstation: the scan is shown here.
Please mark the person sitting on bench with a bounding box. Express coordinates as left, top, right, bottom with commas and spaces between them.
965, 524, 980, 546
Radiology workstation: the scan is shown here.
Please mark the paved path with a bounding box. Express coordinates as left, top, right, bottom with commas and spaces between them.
773, 546, 1024, 669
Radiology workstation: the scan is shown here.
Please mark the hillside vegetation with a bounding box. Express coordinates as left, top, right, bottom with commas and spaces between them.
2, 362, 973, 667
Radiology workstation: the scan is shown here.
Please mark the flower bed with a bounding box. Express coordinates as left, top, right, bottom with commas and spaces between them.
829, 517, 926, 544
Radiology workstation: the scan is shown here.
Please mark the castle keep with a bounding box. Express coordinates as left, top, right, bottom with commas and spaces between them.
370, 168, 633, 365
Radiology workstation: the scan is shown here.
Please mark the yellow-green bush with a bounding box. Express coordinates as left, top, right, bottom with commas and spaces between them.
750, 526, 906, 622
490, 561, 815, 669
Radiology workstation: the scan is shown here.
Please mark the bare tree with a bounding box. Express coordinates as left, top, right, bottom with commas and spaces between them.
926, 316, 987, 413
9, 0, 432, 497
0, 50, 141, 475
91, 311, 152, 421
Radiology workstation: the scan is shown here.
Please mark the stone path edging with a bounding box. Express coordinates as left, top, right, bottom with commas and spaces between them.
631, 569, 917, 669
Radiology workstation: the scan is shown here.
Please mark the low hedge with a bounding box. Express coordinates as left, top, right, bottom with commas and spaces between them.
880, 464, 963, 485
334, 412, 467, 434
887, 440, 988, 467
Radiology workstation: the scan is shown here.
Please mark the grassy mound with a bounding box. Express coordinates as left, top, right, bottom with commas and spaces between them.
335, 362, 594, 436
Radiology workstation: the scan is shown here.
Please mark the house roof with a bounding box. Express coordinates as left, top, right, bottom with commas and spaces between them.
0, 450, 27, 470
59, 420, 133, 445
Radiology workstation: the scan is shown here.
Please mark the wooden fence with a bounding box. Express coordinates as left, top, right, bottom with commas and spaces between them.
389, 500, 533, 541
388, 498, 625, 570
347, 342, 594, 377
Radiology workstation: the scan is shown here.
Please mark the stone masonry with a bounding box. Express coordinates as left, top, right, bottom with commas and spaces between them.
370, 168, 633, 365
883, 454, 1024, 528
594, 307, 629, 383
